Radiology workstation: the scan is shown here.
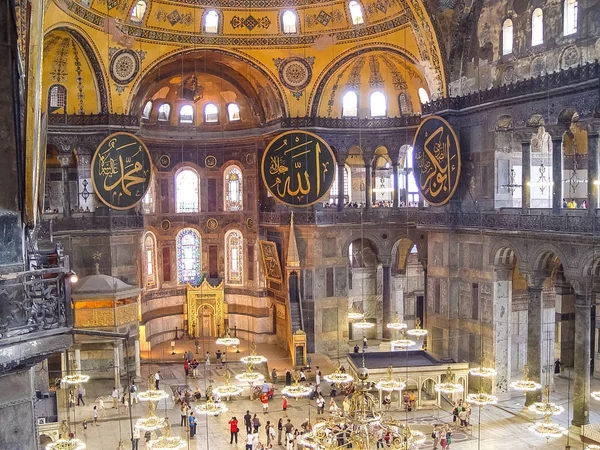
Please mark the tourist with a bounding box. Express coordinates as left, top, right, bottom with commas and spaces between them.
184, 359, 189, 377
244, 410, 252, 433
252, 431, 260, 450
363, 336, 368, 348
111, 386, 119, 409
432, 427, 439, 449
285, 427, 294, 450
458, 408, 468, 427
189, 412, 197, 438
216, 349, 223, 366
268, 421, 276, 446
284, 419, 294, 434
261, 392, 269, 413
253, 414, 261, 432
554, 358, 562, 376
285, 369, 292, 386
246, 432, 254, 450
315, 366, 322, 386
98, 398, 106, 417
446, 427, 452, 449
262, 381, 270, 394
409, 391, 416, 409
93, 405, 98, 426
205, 351, 211, 367
77, 384, 85, 406
181, 403, 189, 427
277, 418, 283, 445
271, 368, 278, 384
130, 381, 138, 404
192, 359, 198, 377
440, 426, 447, 450
342, 396, 350, 417
68, 389, 75, 407
282, 395, 288, 417
382, 394, 391, 411
329, 398, 339, 415
229, 416, 239, 444
132, 427, 140, 450
299, 370, 306, 382
316, 395, 325, 415
376, 428, 385, 449
353, 344, 360, 353
154, 370, 161, 389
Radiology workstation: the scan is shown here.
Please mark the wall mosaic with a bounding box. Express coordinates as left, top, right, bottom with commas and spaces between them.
70, 40, 85, 114
109, 49, 140, 85
154, 8, 194, 27
304, 9, 345, 28
230, 15, 271, 31
275, 56, 315, 99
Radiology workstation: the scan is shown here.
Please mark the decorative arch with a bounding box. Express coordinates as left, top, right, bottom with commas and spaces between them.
530, 244, 567, 274
489, 240, 524, 268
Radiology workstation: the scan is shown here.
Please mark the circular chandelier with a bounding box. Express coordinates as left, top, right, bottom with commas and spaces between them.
469, 367, 497, 377
391, 329, 415, 349
586, 446, 600, 450
61, 363, 90, 385
375, 366, 406, 392
353, 320, 375, 329
240, 343, 267, 365
46, 439, 86, 450
528, 416, 567, 440
138, 389, 169, 402
135, 402, 167, 432
510, 367, 541, 392
215, 337, 240, 347
347, 308, 364, 320
196, 397, 229, 416
148, 434, 186, 450
213, 371, 244, 398
282, 383, 313, 398
386, 313, 407, 330
235, 362, 265, 383
323, 363, 353, 384
528, 386, 564, 415
466, 393, 498, 406
406, 318, 427, 337
434, 367, 463, 394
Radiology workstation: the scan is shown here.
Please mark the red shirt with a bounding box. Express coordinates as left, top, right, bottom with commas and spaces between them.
261, 394, 268, 404
283, 398, 288, 409
229, 419, 238, 432
184, 360, 189, 370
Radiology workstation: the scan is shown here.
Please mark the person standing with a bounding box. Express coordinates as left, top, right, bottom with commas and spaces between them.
112, 387, 119, 409
181, 403, 189, 427
189, 412, 197, 438
268, 422, 276, 446
252, 414, 261, 432
184, 359, 189, 377
229, 416, 239, 444
445, 428, 452, 449
432, 427, 439, 450
285, 428, 294, 450
77, 384, 85, 406
205, 352, 211, 368
316, 395, 325, 415
282, 396, 288, 418
285, 369, 292, 386
154, 371, 161, 390
130, 381, 139, 404
216, 349, 223, 366
271, 368, 278, 384
277, 418, 283, 445
132, 427, 140, 450
261, 392, 269, 414
440, 427, 447, 450
554, 358, 562, 376
246, 431, 254, 450
315, 367, 322, 386
363, 336, 368, 348
244, 410, 252, 434
93, 405, 98, 426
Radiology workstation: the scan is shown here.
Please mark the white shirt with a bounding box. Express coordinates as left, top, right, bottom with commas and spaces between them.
154, 373, 160, 380
112, 389, 118, 398
247, 434, 254, 446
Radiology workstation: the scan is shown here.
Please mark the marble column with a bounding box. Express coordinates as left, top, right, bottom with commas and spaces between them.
113, 345, 120, 389
382, 264, 392, 340
58, 155, 72, 217
521, 141, 531, 214
551, 136, 563, 213
134, 339, 141, 377
573, 291, 591, 426
525, 281, 543, 406
365, 164, 373, 211
588, 134, 599, 213
493, 268, 512, 400
337, 162, 345, 212
60, 351, 67, 389
392, 163, 400, 208
555, 282, 575, 368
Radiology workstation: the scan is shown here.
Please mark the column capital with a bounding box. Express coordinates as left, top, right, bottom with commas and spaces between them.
379, 256, 392, 267
493, 267, 512, 281
57, 154, 72, 168
524, 271, 547, 290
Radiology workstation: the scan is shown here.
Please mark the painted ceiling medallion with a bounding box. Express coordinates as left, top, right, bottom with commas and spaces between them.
205, 155, 217, 168
159, 154, 171, 168
207, 218, 218, 231
278, 57, 313, 92
110, 49, 139, 85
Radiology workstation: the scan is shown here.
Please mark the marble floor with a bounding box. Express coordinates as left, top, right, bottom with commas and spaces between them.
55, 350, 600, 450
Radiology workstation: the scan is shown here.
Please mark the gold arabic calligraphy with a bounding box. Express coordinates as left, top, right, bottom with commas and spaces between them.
415, 126, 457, 199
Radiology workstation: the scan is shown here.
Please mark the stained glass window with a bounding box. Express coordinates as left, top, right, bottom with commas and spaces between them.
176, 169, 199, 213
177, 228, 202, 285
225, 230, 243, 285
348, 0, 364, 25
224, 166, 243, 211
145, 232, 157, 288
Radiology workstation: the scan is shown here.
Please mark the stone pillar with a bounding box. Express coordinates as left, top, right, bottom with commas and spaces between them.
525, 277, 543, 406
74, 347, 81, 373
58, 154, 72, 217
365, 163, 372, 211
493, 268, 512, 400
551, 136, 563, 213
588, 134, 598, 213
392, 163, 400, 208
0, 368, 38, 450
134, 339, 141, 377
555, 282, 575, 368
521, 141, 531, 214
113, 345, 120, 389
572, 290, 591, 426
350, 267, 381, 339
337, 161, 345, 212
382, 263, 392, 340
541, 289, 556, 388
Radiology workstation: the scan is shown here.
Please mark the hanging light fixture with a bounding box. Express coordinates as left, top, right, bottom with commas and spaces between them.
386, 313, 407, 330
135, 402, 167, 432
466, 392, 498, 406
527, 386, 564, 415
235, 362, 265, 384
323, 362, 354, 384
591, 391, 600, 401
469, 367, 498, 377
240, 342, 267, 365
353, 319, 375, 329
434, 367, 463, 394
282, 371, 313, 398
391, 329, 416, 350
61, 362, 90, 385
528, 415, 567, 440
138, 374, 170, 402
147, 423, 187, 450
347, 308, 364, 320
195, 395, 229, 416
510, 366, 542, 392
212, 371, 243, 398
406, 317, 427, 337
375, 366, 406, 392
46, 439, 86, 450
215, 336, 240, 347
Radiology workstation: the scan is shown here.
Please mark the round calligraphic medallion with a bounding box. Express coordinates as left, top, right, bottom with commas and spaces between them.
261, 130, 336, 207
411, 116, 461, 206
205, 155, 217, 168
278, 58, 312, 91
109, 49, 139, 85
206, 218, 218, 231
91, 132, 153, 210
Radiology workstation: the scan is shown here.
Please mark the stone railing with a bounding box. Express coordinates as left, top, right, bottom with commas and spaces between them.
260, 209, 600, 235
422, 60, 600, 114
0, 267, 70, 341
47, 113, 139, 127
40, 214, 144, 235
281, 115, 422, 129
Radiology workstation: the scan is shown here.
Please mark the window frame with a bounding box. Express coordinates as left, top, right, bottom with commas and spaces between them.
342, 91, 358, 117
369, 91, 386, 118
348, 0, 364, 25
224, 165, 243, 211
563, 0, 578, 36
227, 103, 241, 122
157, 103, 171, 122
531, 8, 544, 46
417, 88, 430, 105
204, 103, 219, 123
179, 104, 195, 124
48, 84, 67, 112
176, 228, 202, 286
502, 18, 514, 56
129, 0, 147, 23
144, 232, 158, 289
282, 10, 298, 34
225, 229, 244, 286
204, 9, 220, 34
175, 168, 200, 213
141, 100, 153, 120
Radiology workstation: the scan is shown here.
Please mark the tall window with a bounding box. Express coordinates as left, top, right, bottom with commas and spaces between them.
179, 105, 194, 124
330, 165, 351, 204
564, 0, 577, 35
502, 19, 514, 55
228, 103, 240, 121
348, 0, 364, 25
370, 91, 386, 117
48, 85, 67, 113
158, 104, 171, 121
225, 230, 243, 285
418, 88, 430, 104
342, 91, 358, 117
130, 0, 147, 22
282, 10, 297, 33
142, 101, 152, 120
176, 169, 199, 213
531, 8, 544, 46
205, 103, 218, 123
144, 232, 157, 288
224, 166, 243, 211
177, 229, 202, 285
404, 146, 419, 206
204, 10, 219, 33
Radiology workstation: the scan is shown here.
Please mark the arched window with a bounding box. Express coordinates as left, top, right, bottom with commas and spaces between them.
142, 101, 152, 120
282, 10, 297, 33
144, 232, 157, 288
204, 10, 219, 33
177, 229, 202, 285
228, 103, 240, 121
225, 230, 243, 285
531, 8, 544, 46
205, 103, 218, 123
179, 105, 194, 124
564, 0, 577, 35
418, 88, 430, 104
348, 0, 364, 25
130, 0, 147, 22
402, 146, 419, 206
370, 91, 386, 117
330, 165, 351, 204
157, 104, 171, 121
176, 169, 199, 213
502, 19, 513, 55
224, 166, 243, 211
48, 85, 67, 113
342, 91, 358, 117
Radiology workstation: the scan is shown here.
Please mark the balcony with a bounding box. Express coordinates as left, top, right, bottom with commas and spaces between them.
40, 213, 144, 235
260, 209, 600, 236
